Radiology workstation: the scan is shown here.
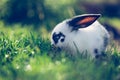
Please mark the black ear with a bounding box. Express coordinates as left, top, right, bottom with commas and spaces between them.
68, 14, 101, 30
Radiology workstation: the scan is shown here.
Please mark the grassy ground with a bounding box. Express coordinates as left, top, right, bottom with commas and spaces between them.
0, 21, 120, 80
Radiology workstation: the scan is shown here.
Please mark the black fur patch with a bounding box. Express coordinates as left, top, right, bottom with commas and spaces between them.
104, 36, 109, 48
52, 32, 65, 44
95, 55, 100, 58
94, 48, 98, 54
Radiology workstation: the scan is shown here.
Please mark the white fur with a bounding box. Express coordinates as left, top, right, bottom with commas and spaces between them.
51, 17, 110, 58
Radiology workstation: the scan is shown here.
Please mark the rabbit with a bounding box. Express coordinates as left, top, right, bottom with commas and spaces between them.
51, 14, 110, 58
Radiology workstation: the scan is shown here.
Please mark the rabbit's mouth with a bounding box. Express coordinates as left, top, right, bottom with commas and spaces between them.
51, 43, 60, 48
51, 44, 62, 52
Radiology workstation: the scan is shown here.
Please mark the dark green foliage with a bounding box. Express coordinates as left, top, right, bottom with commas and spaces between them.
0, 0, 53, 23
0, 0, 83, 30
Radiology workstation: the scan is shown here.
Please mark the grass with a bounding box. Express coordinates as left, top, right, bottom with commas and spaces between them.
0, 21, 120, 80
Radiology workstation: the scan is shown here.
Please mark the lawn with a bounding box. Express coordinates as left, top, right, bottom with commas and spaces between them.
0, 21, 120, 80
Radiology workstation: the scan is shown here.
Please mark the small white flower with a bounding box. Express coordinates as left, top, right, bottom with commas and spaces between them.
55, 61, 61, 65
5, 54, 9, 58
16, 65, 20, 69
31, 51, 35, 55
25, 64, 32, 71
61, 58, 66, 62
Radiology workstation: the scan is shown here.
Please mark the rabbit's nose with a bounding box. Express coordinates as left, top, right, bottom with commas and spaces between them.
51, 44, 54, 47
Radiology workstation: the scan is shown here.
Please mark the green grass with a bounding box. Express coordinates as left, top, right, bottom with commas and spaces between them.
0, 21, 120, 80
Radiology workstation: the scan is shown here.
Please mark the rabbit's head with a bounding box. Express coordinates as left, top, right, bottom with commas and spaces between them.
51, 14, 101, 49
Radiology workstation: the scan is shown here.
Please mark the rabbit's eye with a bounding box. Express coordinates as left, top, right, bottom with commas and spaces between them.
52, 32, 65, 44
60, 38, 65, 42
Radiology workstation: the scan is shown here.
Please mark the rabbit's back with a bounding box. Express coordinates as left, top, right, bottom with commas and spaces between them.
71, 21, 110, 57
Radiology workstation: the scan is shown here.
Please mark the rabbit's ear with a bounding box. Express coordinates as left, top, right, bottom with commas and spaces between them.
68, 14, 101, 30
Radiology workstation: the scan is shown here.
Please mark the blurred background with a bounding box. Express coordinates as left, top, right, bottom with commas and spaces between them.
0, 0, 120, 46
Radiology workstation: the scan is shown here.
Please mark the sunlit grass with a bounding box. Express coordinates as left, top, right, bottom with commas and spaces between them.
100, 17, 120, 29
108, 18, 120, 29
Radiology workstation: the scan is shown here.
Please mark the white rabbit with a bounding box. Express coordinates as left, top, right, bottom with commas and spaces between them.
51, 14, 110, 58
